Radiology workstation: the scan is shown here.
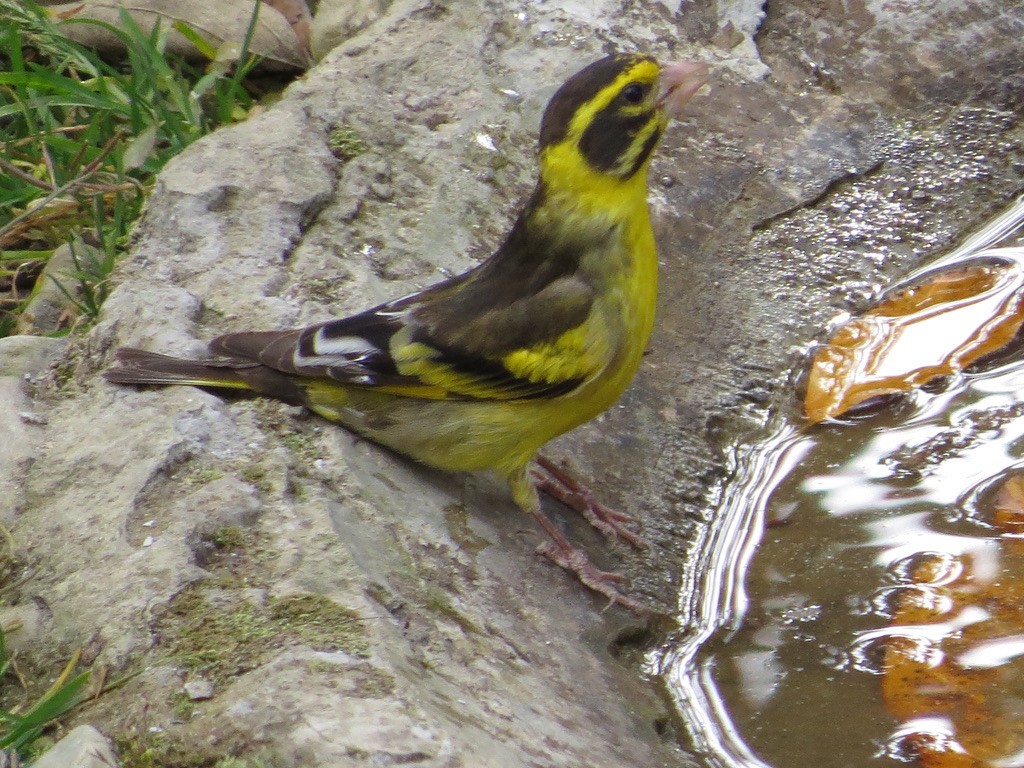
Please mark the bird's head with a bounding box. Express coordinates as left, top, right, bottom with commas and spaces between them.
537, 54, 708, 198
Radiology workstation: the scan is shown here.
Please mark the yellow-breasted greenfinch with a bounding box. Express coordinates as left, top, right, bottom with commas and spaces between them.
105, 53, 710, 611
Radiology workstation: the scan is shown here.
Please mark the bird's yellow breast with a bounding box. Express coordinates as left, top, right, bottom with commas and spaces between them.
487, 199, 658, 458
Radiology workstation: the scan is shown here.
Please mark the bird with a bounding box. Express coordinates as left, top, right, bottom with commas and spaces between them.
104, 53, 710, 611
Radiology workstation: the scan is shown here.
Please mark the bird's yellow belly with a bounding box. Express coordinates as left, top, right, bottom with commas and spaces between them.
307, 390, 571, 475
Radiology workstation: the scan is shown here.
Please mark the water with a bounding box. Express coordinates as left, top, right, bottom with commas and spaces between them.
660, 197, 1024, 768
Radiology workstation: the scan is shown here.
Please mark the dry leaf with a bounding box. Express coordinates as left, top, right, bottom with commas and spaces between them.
805, 259, 1024, 423
261, 0, 311, 53
48, 0, 311, 70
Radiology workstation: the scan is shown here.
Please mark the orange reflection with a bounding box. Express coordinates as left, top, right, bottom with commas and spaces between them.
882, 472, 1024, 767
805, 261, 1024, 424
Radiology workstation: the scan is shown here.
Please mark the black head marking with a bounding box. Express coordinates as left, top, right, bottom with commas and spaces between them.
579, 111, 652, 172
538, 54, 656, 151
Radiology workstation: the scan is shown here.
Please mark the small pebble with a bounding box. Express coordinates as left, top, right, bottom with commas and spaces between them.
184, 679, 215, 700
18, 411, 47, 426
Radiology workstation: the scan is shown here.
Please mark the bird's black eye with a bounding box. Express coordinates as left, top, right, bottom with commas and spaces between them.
621, 83, 645, 104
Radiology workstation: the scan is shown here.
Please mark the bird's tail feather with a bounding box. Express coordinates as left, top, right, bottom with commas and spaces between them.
104, 347, 306, 404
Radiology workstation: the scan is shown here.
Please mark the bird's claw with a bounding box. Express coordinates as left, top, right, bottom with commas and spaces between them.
533, 455, 650, 549
535, 541, 648, 613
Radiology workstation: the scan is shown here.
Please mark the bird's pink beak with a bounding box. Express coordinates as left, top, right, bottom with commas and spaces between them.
657, 60, 710, 116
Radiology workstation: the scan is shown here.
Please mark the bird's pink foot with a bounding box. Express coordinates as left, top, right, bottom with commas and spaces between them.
535, 540, 647, 613
532, 455, 649, 549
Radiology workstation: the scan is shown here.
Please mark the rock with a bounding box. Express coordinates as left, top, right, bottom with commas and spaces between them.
13, 242, 85, 335
309, 0, 390, 61
31, 725, 118, 768
0, 604, 49, 654
183, 679, 214, 700
0, 335, 67, 377
0, 376, 43, 522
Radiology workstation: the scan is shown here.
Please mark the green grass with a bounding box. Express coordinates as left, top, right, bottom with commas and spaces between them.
0, 0, 266, 335
0, 624, 91, 756
0, 1, 281, 760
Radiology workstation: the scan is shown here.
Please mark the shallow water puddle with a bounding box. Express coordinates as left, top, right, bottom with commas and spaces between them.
660, 197, 1024, 768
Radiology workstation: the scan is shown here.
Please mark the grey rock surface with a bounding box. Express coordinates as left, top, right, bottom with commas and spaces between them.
0, 335, 64, 523
3, 1, 1022, 766
309, 0, 391, 60
0, 333, 67, 377
32, 725, 118, 768
15, 242, 91, 334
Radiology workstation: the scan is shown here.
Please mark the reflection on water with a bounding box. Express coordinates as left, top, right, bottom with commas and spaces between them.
804, 258, 1024, 423
661, 198, 1024, 768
